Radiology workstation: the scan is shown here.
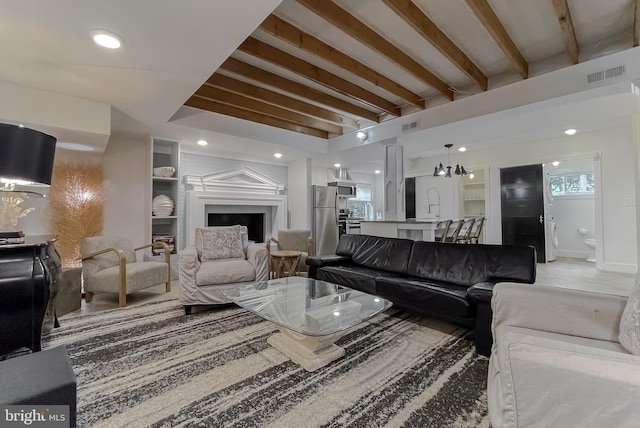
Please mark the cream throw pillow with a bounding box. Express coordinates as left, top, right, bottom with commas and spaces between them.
198, 225, 245, 261
619, 279, 640, 355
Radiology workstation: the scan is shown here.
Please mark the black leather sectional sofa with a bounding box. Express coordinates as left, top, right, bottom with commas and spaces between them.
306, 234, 536, 356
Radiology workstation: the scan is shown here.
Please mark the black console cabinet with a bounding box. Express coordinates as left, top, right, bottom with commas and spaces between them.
0, 235, 61, 356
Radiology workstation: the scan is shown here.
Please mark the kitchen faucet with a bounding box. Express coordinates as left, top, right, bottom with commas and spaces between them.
426, 187, 441, 218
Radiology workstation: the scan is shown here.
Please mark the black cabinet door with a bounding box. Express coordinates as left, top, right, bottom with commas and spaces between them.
500, 164, 545, 262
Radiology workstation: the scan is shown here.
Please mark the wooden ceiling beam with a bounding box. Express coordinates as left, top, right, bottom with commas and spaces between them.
185, 96, 329, 139
195, 85, 343, 135
296, 0, 453, 100
220, 58, 380, 123
551, 0, 579, 64
206, 73, 359, 129
383, 0, 487, 90
259, 14, 425, 108
465, 0, 528, 79
238, 37, 400, 116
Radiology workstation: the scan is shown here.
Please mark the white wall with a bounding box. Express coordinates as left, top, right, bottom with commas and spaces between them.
552, 195, 595, 258
410, 122, 637, 273
288, 158, 311, 229
413, 175, 459, 220
103, 136, 149, 245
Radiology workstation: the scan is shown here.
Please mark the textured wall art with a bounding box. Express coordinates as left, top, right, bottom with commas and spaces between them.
49, 161, 104, 269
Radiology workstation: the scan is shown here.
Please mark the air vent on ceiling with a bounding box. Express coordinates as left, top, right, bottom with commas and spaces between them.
401, 121, 419, 133
587, 65, 626, 84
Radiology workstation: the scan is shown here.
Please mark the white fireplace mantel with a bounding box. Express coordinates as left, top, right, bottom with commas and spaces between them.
183, 167, 287, 246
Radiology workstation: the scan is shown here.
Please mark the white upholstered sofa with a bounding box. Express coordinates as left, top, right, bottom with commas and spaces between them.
488, 282, 640, 428
179, 225, 268, 314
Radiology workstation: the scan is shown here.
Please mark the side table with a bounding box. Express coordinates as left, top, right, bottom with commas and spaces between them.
270, 250, 302, 279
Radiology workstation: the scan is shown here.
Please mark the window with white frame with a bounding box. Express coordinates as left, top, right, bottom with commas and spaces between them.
348, 183, 372, 219
549, 172, 594, 196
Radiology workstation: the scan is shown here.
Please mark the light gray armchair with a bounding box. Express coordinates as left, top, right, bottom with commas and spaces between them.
179, 225, 268, 315
80, 236, 170, 307
266, 229, 313, 278
489, 283, 640, 427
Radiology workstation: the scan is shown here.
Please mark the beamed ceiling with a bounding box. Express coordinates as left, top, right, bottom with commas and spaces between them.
184, 0, 639, 140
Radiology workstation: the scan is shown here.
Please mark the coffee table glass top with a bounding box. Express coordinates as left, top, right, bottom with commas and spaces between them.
224, 277, 392, 337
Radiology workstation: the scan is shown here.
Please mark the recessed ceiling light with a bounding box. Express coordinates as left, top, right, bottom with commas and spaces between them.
57, 142, 95, 152
552, 161, 560, 167
274, 153, 283, 158
564, 128, 577, 135
334, 163, 341, 168
374, 169, 381, 174
91, 30, 123, 49
458, 147, 467, 152
197, 140, 208, 146
356, 131, 368, 141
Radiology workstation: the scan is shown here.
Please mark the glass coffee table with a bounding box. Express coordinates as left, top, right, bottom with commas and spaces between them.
224, 276, 392, 371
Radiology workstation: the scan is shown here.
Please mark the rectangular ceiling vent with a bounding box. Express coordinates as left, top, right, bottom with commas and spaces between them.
587, 65, 626, 84
401, 120, 419, 133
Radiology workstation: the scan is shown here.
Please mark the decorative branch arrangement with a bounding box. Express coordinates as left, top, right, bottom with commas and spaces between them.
49, 162, 104, 269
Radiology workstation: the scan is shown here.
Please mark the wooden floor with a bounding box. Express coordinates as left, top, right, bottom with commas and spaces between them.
68, 257, 635, 317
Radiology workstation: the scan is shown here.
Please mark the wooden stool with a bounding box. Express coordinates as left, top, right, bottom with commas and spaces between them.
270, 250, 302, 279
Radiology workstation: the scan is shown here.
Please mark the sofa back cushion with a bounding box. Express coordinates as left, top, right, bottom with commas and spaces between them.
407, 242, 536, 286
335, 234, 414, 274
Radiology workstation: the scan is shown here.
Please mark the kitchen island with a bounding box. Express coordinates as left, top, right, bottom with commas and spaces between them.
360, 219, 440, 241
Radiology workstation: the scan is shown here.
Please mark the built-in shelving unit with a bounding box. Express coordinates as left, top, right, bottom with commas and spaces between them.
461, 169, 486, 218
149, 138, 180, 277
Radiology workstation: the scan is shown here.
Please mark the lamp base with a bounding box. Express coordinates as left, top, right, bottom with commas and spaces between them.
0, 230, 25, 244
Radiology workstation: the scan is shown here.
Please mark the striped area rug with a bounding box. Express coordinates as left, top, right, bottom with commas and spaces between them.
43, 299, 490, 427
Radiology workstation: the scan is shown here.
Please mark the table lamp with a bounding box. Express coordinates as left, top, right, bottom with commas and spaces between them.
0, 123, 57, 242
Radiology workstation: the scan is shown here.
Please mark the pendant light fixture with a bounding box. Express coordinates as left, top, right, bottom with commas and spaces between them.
433, 144, 468, 178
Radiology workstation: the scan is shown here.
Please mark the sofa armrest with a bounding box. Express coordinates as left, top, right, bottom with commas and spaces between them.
493, 283, 628, 342
246, 243, 268, 282
491, 329, 640, 428
179, 246, 200, 287
306, 255, 352, 279
467, 282, 495, 304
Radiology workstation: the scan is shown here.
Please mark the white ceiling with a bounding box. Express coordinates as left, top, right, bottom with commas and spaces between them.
0, 0, 638, 173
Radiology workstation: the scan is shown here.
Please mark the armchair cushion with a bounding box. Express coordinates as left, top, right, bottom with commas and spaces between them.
619, 281, 640, 355
197, 225, 245, 261
195, 258, 255, 286
90, 261, 169, 293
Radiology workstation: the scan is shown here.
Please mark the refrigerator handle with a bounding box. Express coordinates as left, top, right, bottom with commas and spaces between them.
334, 193, 339, 227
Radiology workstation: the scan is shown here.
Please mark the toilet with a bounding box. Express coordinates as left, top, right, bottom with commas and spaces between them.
584, 238, 596, 263
578, 228, 596, 263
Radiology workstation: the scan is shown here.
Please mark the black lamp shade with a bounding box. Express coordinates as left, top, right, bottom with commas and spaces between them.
0, 124, 57, 186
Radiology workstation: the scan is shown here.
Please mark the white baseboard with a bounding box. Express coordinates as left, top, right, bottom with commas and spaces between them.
555, 250, 588, 259
602, 262, 637, 274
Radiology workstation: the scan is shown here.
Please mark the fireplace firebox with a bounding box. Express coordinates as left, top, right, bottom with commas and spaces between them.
208, 213, 265, 243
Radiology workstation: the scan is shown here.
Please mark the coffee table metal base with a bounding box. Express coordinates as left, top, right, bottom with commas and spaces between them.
267, 328, 346, 372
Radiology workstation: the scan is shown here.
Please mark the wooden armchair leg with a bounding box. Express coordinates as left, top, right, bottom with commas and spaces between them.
165, 280, 171, 293
119, 258, 127, 308
85, 292, 93, 303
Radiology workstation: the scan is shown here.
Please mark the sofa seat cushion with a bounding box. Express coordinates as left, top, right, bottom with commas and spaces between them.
88, 262, 168, 293
196, 258, 255, 286
316, 265, 403, 295
376, 277, 472, 319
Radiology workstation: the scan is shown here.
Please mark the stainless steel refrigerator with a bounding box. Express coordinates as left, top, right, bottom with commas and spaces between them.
312, 185, 339, 255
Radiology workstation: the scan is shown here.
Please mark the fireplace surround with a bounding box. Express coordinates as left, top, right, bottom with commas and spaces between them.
183, 167, 287, 246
